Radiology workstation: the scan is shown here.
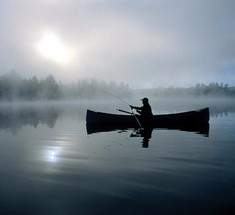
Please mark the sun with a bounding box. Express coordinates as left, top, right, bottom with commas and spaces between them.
36, 32, 72, 64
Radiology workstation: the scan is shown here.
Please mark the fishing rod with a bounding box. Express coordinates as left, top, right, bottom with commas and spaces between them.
97, 88, 131, 106
93, 87, 143, 128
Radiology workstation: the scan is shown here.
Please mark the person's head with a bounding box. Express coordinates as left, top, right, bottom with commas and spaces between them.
141, 97, 149, 105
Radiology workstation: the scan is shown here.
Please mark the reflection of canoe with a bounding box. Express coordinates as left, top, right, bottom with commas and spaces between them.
86, 108, 209, 126
86, 121, 209, 136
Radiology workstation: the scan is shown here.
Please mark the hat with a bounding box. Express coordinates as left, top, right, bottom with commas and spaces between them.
141, 97, 148, 102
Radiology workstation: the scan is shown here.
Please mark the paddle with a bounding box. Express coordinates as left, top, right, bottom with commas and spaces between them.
116, 109, 133, 114
117, 109, 143, 129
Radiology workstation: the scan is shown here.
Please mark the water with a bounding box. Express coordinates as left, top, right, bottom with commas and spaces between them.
0, 99, 235, 215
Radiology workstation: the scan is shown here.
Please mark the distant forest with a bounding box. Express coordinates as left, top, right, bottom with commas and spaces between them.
0, 72, 234, 101
0, 72, 131, 101
139, 82, 235, 98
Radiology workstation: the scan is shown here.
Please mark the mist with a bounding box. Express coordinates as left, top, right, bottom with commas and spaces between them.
0, 72, 234, 103
0, 0, 235, 87
0, 96, 233, 137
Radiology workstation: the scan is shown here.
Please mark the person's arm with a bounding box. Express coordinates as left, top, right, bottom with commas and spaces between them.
130, 105, 142, 110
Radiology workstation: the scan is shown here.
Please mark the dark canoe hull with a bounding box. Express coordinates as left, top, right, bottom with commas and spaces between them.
86, 108, 209, 127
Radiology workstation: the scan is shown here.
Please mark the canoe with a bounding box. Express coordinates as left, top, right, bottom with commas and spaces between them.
86, 107, 209, 127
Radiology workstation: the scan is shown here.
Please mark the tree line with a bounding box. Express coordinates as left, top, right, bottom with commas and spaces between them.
148, 82, 235, 97
0, 72, 132, 101
0, 72, 234, 101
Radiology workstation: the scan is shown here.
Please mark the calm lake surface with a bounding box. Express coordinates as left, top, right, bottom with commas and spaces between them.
0, 98, 235, 215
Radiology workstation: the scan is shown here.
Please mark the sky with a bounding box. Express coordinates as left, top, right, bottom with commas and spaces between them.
0, 0, 235, 88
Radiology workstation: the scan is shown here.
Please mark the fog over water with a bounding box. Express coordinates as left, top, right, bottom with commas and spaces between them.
0, 98, 234, 134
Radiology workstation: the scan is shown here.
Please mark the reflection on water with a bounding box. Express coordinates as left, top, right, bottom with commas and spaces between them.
0, 105, 60, 134
130, 127, 153, 148
87, 123, 210, 136
49, 151, 56, 161
0, 101, 235, 215
87, 122, 210, 148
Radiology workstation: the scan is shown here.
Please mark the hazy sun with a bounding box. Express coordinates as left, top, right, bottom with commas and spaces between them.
36, 32, 72, 64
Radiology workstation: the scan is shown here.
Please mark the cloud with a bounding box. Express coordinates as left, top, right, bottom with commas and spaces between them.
0, 0, 235, 87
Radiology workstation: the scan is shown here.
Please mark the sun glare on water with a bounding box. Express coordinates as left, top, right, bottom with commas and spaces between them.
36, 32, 72, 64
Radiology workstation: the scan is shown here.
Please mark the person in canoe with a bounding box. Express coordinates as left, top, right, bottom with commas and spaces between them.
130, 97, 153, 118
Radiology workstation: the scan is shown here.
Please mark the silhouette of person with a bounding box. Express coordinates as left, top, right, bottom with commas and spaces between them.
130, 97, 153, 118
